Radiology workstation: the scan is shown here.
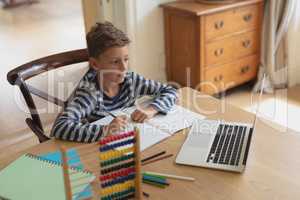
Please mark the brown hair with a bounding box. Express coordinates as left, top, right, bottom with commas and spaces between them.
86, 22, 130, 58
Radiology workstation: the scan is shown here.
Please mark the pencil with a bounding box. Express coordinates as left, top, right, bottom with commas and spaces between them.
143, 177, 169, 186
144, 171, 195, 181
143, 172, 166, 180
141, 151, 166, 163
141, 154, 173, 166
143, 174, 166, 183
142, 180, 167, 188
104, 110, 117, 118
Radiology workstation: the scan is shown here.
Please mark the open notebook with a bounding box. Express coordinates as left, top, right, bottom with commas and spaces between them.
0, 154, 95, 200
92, 105, 205, 151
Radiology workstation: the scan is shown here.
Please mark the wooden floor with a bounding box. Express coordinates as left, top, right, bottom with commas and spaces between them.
225, 84, 300, 133
0, 0, 86, 159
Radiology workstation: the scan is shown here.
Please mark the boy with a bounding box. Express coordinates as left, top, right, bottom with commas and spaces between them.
51, 22, 177, 142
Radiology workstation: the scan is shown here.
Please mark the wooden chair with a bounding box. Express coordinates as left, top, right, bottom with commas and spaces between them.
7, 49, 89, 143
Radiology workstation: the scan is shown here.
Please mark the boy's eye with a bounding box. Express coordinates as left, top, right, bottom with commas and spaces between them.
110, 58, 129, 65
110, 60, 119, 64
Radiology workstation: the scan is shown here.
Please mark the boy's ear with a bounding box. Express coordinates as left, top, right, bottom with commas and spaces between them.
89, 57, 98, 70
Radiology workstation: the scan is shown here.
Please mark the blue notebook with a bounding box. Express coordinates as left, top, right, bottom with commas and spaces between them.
40, 149, 93, 200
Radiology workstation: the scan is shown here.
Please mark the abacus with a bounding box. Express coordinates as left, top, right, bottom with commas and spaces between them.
61, 128, 142, 200
98, 128, 142, 200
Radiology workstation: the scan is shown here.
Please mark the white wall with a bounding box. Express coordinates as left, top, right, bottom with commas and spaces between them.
126, 0, 176, 82
81, 0, 114, 32
83, 0, 177, 82
85, 0, 215, 84
288, 1, 300, 87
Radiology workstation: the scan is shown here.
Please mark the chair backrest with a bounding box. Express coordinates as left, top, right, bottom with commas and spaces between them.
7, 49, 89, 143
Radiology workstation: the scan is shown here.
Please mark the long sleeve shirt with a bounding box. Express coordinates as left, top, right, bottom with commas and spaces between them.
50, 69, 178, 142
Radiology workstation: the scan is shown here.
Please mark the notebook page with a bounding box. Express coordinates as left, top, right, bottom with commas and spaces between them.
147, 105, 206, 134
92, 110, 170, 151
93, 108, 128, 126
125, 122, 170, 151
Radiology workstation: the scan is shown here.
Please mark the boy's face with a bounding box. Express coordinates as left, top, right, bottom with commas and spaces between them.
90, 46, 129, 85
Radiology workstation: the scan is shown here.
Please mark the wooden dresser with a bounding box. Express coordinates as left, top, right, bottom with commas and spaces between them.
161, 0, 264, 94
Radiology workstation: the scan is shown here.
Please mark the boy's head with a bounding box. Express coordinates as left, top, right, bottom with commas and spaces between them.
86, 22, 130, 84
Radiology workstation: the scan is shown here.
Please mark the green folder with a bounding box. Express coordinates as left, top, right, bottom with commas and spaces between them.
0, 154, 95, 200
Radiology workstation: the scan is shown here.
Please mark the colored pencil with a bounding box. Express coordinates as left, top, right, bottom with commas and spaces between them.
141, 154, 173, 166
141, 151, 166, 163
143, 174, 167, 183
143, 172, 166, 180
144, 171, 195, 181
143, 178, 169, 185
142, 180, 166, 188
143, 180, 169, 187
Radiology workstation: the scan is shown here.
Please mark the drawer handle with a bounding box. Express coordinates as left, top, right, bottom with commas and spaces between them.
214, 21, 224, 30
219, 74, 223, 81
242, 40, 251, 48
214, 48, 224, 57
243, 14, 253, 22
241, 65, 250, 74
241, 68, 245, 74
214, 75, 223, 82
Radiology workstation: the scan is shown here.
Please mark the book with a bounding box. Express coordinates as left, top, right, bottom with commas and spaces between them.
40, 149, 93, 200
0, 153, 95, 200
92, 104, 205, 151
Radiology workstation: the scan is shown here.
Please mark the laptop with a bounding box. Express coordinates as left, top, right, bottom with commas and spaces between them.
175, 75, 265, 173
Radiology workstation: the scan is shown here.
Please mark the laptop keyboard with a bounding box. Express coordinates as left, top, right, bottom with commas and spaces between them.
206, 124, 248, 166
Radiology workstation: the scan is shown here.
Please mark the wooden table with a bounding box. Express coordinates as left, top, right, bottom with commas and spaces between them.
1, 87, 300, 199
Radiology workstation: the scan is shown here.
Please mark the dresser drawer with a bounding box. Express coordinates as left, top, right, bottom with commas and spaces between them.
205, 3, 262, 41
202, 54, 259, 94
205, 30, 259, 66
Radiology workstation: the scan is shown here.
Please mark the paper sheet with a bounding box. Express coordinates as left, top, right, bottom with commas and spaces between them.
92, 105, 206, 151
92, 112, 170, 151
148, 105, 206, 134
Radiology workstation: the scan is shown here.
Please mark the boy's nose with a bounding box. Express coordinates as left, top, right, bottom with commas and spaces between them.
119, 61, 127, 71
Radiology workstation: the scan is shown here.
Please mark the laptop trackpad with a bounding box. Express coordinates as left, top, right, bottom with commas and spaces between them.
185, 133, 213, 149
185, 119, 219, 148
176, 119, 219, 165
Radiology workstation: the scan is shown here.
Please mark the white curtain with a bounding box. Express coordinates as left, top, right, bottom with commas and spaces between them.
253, 0, 296, 93
287, 0, 300, 86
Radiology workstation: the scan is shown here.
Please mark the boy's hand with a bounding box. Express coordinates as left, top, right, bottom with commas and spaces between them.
131, 106, 158, 123
104, 115, 128, 135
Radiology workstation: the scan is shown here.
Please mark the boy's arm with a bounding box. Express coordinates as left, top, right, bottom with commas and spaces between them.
132, 72, 178, 114
51, 88, 106, 142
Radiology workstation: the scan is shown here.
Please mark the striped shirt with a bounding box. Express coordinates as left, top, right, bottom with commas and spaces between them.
50, 69, 178, 142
